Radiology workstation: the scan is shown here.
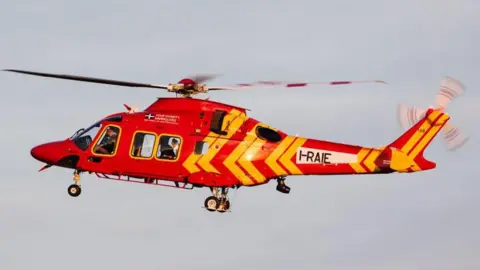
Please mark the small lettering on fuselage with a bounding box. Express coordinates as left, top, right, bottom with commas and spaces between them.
144, 113, 180, 125
298, 150, 331, 164
296, 147, 358, 164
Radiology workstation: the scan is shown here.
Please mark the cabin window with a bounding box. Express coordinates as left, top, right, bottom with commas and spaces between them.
210, 110, 228, 135
194, 141, 209, 155
92, 125, 121, 155
156, 135, 182, 161
256, 126, 282, 142
130, 132, 156, 158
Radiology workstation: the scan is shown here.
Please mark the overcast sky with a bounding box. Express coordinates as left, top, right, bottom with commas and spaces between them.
0, 0, 479, 269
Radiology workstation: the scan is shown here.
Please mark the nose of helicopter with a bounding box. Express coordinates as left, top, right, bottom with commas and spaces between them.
30, 141, 65, 164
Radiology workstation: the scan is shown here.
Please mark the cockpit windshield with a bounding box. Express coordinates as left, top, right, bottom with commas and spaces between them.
70, 121, 103, 150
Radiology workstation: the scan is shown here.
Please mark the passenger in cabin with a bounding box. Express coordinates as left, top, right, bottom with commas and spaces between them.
158, 137, 180, 160
94, 127, 118, 154
171, 139, 179, 156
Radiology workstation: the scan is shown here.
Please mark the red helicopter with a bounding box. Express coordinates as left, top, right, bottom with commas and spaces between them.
4, 69, 468, 212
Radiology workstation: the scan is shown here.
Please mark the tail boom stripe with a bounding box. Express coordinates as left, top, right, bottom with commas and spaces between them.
401, 110, 441, 153
409, 114, 449, 158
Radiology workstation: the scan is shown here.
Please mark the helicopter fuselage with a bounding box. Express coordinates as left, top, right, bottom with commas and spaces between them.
31, 97, 446, 190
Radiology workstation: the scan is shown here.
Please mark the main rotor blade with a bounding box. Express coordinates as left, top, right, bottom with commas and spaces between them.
189, 74, 222, 84
3, 69, 169, 89
435, 76, 465, 109
208, 80, 387, 90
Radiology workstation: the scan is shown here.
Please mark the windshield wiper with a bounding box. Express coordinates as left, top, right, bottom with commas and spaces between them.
69, 128, 85, 139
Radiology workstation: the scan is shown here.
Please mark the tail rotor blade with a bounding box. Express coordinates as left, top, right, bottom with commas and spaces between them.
397, 104, 426, 130
443, 122, 469, 151
436, 76, 465, 109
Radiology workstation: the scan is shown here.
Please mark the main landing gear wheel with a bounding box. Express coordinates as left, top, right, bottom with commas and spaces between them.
68, 184, 81, 197
204, 187, 232, 213
204, 196, 219, 211
68, 170, 82, 197
217, 199, 230, 213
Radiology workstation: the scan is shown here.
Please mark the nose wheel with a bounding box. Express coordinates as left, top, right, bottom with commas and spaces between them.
204, 187, 232, 213
68, 171, 82, 197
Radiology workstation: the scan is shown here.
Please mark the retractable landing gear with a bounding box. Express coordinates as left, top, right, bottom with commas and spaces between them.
68, 170, 82, 197
204, 187, 231, 213
276, 176, 290, 194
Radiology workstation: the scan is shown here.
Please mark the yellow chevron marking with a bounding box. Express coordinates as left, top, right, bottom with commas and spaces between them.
182, 152, 202, 173
279, 137, 306, 175
223, 140, 256, 186
197, 109, 245, 173
408, 114, 449, 159
238, 136, 267, 184
401, 110, 441, 154
349, 148, 371, 173
232, 124, 261, 185
265, 136, 296, 176
182, 133, 217, 173
363, 147, 385, 172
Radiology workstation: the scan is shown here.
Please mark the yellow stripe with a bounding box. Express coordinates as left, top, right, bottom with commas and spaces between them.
223, 126, 258, 185
349, 148, 370, 173
182, 153, 202, 173
279, 137, 306, 175
401, 110, 441, 154
238, 137, 267, 184
197, 110, 245, 173
223, 142, 255, 186
194, 135, 221, 173
363, 148, 384, 172
408, 114, 449, 158
182, 133, 219, 173
265, 135, 296, 176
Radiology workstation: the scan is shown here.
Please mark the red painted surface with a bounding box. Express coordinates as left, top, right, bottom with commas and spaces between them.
30, 98, 450, 188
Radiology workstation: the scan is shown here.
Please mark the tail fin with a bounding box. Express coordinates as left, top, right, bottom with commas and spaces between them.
388, 108, 450, 172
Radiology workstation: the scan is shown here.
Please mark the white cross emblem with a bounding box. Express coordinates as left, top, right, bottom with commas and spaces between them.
145, 113, 154, 120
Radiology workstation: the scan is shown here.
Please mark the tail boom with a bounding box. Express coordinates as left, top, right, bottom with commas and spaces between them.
279, 109, 449, 177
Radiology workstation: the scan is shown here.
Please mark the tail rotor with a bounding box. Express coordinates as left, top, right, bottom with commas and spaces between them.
397, 76, 468, 151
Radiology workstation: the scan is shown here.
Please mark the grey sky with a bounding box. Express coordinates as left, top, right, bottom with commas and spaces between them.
0, 0, 479, 269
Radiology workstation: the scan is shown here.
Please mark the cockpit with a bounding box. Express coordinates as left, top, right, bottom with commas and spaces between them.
69, 115, 122, 153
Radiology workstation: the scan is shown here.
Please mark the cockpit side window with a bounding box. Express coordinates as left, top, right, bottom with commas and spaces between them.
92, 125, 121, 155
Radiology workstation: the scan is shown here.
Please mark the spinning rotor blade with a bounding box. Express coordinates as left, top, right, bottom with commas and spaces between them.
189, 74, 221, 84
435, 76, 465, 109
443, 122, 469, 151
208, 79, 387, 90
397, 104, 426, 130
3, 69, 169, 89
396, 76, 469, 151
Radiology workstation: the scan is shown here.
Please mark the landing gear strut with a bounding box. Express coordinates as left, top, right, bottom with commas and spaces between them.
204, 187, 231, 213
276, 176, 290, 194
68, 170, 82, 197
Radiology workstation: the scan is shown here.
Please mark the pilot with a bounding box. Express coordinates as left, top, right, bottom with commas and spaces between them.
94, 127, 118, 154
